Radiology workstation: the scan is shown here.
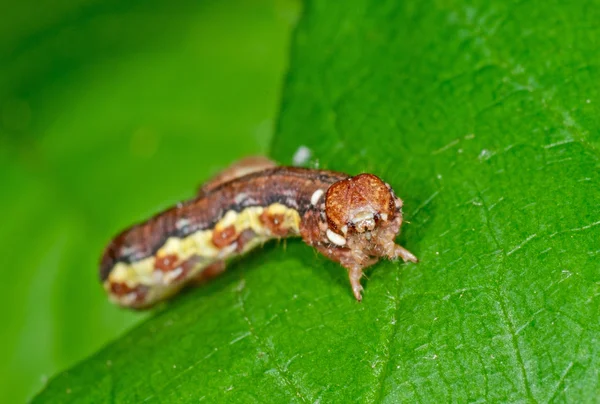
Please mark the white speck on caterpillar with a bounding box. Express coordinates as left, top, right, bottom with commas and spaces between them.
326, 229, 346, 246
163, 267, 183, 283
234, 193, 248, 205
123, 293, 138, 306
176, 218, 190, 230
310, 189, 324, 205
217, 243, 238, 259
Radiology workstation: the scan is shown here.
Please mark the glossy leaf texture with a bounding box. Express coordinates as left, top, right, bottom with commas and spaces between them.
34, 0, 599, 402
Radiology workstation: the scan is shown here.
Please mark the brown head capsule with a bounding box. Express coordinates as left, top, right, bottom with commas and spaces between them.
325, 173, 395, 235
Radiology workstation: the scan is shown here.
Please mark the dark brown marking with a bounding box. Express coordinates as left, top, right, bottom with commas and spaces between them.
212, 225, 238, 248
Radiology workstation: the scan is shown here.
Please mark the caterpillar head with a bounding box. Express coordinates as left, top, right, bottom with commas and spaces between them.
324, 173, 399, 245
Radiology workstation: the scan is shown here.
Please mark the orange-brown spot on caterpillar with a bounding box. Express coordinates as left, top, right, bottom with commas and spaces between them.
110, 282, 148, 305
259, 211, 290, 237
212, 225, 238, 248
154, 253, 180, 272
325, 173, 395, 234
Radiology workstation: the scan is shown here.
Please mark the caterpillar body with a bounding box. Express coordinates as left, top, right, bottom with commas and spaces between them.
100, 157, 417, 308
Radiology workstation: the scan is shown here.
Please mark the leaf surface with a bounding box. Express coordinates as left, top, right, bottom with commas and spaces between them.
35, 0, 600, 402
0, 1, 296, 402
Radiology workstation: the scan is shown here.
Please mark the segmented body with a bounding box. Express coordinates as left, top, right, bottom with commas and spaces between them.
100, 159, 417, 308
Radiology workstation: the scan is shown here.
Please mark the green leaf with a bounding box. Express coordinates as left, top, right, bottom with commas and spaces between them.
0, 1, 297, 402
34, 0, 599, 402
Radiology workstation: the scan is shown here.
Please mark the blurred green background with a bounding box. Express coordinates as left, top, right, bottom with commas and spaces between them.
0, 0, 300, 402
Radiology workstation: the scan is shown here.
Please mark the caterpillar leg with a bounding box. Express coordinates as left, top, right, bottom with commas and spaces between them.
343, 258, 379, 301
392, 245, 418, 263
338, 243, 416, 300
312, 243, 378, 300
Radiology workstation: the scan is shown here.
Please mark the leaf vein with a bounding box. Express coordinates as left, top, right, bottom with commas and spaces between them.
236, 278, 310, 403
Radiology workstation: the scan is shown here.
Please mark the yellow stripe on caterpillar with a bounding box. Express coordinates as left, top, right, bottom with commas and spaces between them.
104, 203, 303, 308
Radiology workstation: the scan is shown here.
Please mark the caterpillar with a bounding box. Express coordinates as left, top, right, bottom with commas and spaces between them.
100, 157, 417, 309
